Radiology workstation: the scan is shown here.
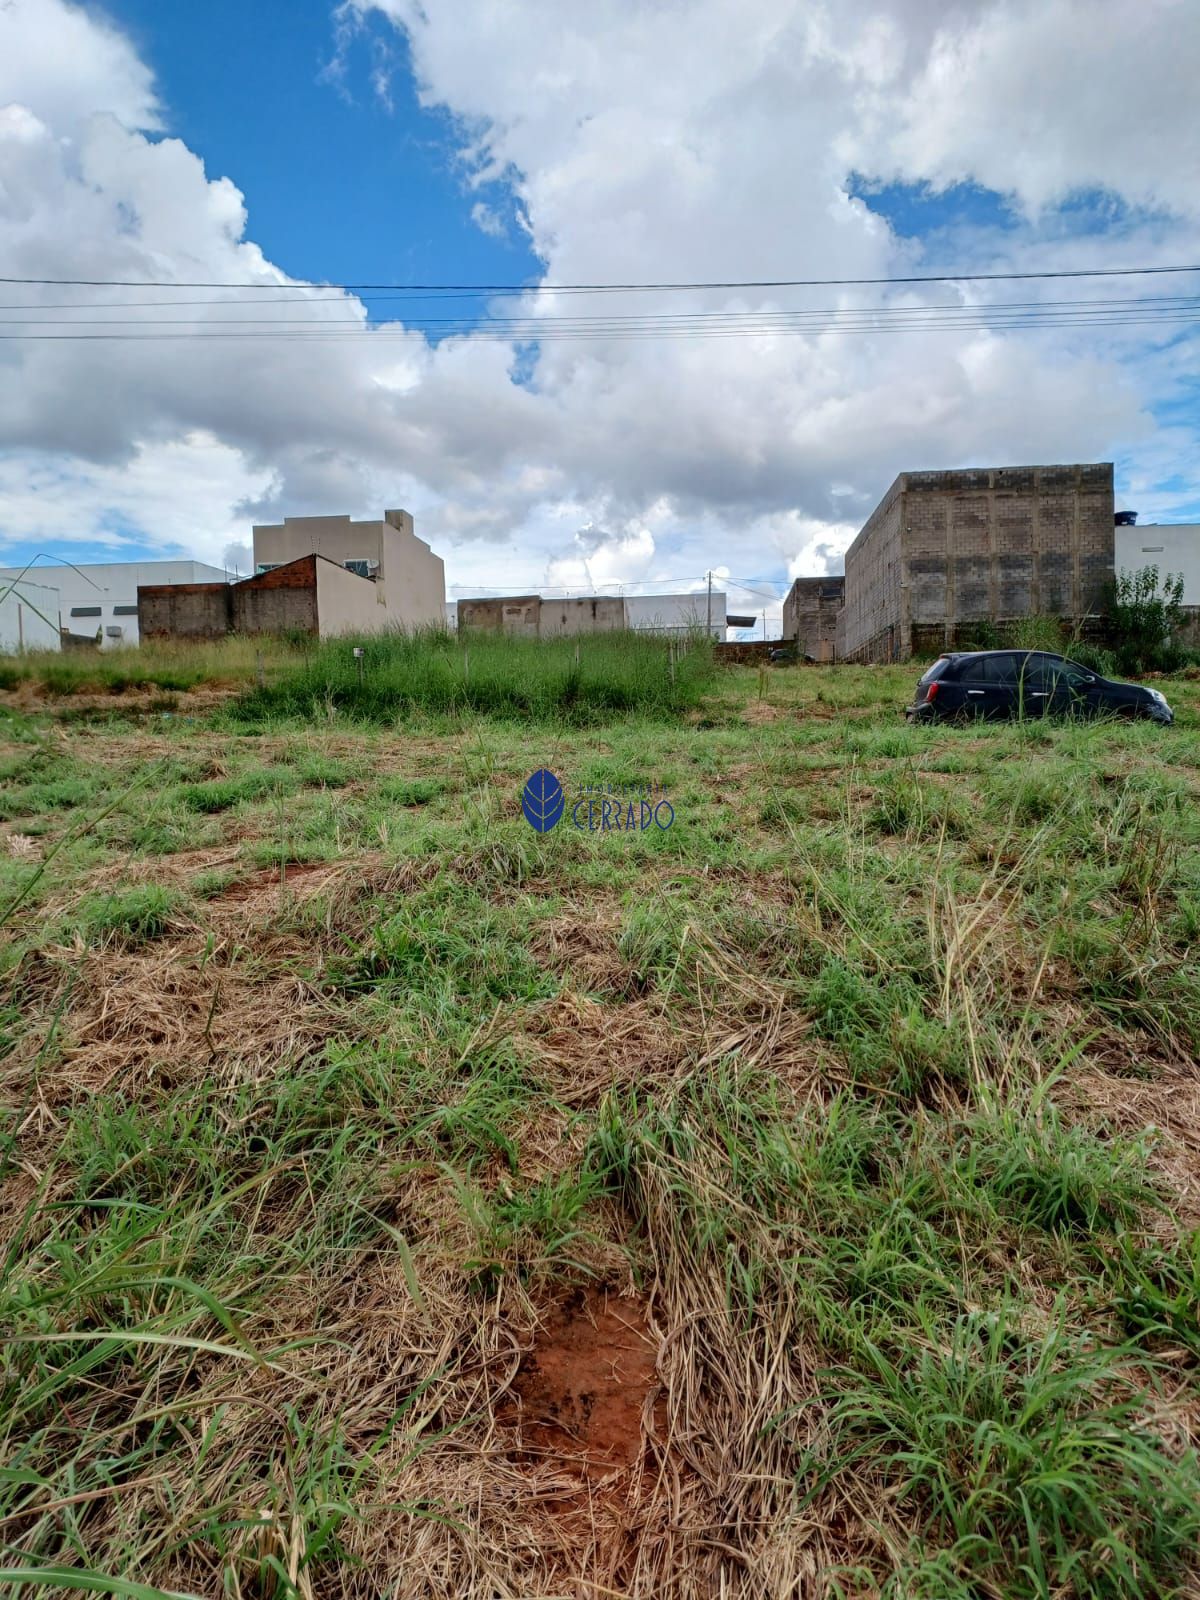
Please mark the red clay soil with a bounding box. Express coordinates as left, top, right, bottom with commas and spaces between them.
506, 1286, 658, 1492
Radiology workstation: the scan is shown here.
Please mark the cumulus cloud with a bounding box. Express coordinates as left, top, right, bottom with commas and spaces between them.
842, 0, 1200, 219
0, 0, 1195, 591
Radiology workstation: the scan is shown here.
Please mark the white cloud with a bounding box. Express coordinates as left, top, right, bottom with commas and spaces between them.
0, 0, 1196, 595
0, 0, 159, 137
842, 0, 1200, 219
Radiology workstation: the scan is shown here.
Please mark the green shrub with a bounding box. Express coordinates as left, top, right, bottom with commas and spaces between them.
1106, 565, 1186, 675
1008, 615, 1067, 653
1069, 641, 1119, 677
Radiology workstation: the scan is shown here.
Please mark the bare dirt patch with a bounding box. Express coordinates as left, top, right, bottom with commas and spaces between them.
505, 1285, 659, 1495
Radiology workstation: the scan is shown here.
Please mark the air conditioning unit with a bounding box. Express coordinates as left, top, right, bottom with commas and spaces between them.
105, 625, 124, 639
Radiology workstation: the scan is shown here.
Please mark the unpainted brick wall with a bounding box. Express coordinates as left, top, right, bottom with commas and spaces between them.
231, 557, 319, 635
138, 583, 231, 640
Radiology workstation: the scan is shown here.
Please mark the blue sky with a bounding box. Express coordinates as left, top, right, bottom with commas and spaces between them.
0, 0, 1197, 612
101, 0, 540, 320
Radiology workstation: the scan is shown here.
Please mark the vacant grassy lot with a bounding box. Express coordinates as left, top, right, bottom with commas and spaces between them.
2, 654, 1199, 1598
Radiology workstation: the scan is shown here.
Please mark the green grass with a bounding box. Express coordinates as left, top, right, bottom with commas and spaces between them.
232, 624, 717, 725
72, 884, 183, 945
1, 657, 1199, 1596
0, 635, 304, 696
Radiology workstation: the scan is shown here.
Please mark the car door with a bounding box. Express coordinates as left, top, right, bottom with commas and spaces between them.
1013, 653, 1054, 717
1045, 657, 1100, 718
955, 655, 1009, 718
980, 653, 1023, 718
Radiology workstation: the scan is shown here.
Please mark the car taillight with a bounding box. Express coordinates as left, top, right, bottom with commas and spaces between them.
925, 681, 939, 702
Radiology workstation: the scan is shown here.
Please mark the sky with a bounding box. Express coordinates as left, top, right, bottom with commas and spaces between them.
0, 0, 1198, 630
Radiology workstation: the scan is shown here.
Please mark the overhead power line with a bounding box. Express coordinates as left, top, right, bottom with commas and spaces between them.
4, 291, 1200, 327
1, 263, 1198, 293
4, 311, 1197, 341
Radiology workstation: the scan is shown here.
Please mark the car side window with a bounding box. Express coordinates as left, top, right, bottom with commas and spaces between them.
957, 658, 990, 682
1019, 655, 1057, 690
1059, 661, 1093, 688
983, 656, 1019, 686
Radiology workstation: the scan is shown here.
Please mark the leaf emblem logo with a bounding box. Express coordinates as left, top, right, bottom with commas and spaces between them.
522, 769, 565, 832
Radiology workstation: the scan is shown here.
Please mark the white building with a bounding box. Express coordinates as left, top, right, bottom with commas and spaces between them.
0, 560, 235, 647
0, 576, 62, 653
1115, 523, 1200, 605
623, 591, 727, 638
252, 509, 445, 631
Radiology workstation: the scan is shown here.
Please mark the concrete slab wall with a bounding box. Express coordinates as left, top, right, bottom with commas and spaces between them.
458, 597, 540, 635
457, 595, 627, 637
538, 596, 626, 638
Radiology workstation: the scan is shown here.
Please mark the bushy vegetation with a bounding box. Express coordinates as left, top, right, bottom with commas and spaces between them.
234, 625, 716, 725
1, 662, 1199, 1596
1106, 564, 1188, 675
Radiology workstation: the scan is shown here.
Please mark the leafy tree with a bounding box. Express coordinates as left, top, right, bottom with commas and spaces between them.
1106, 564, 1186, 674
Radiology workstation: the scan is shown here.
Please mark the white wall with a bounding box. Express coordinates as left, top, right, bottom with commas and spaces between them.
314, 558, 390, 637
0, 578, 61, 652
0, 560, 233, 647
1115, 524, 1200, 605
623, 591, 727, 637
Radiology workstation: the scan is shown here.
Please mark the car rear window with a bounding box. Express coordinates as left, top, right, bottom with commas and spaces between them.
918, 657, 950, 687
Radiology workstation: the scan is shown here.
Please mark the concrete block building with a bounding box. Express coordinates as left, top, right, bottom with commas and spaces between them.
837, 463, 1115, 662
782, 575, 845, 660
252, 509, 444, 631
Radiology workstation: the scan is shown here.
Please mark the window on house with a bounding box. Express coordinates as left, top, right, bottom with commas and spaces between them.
343, 559, 371, 578
70, 606, 101, 617
112, 605, 138, 616
255, 563, 280, 574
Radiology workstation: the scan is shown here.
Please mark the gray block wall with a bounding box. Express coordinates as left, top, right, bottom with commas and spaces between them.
782, 575, 845, 658
840, 463, 1115, 662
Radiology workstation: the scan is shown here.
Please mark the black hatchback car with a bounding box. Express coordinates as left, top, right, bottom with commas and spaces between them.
906, 650, 1174, 724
